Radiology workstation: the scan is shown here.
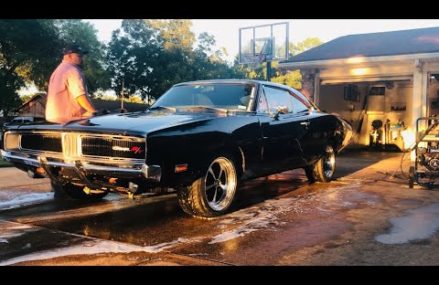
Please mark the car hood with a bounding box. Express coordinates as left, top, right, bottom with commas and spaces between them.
13, 111, 227, 136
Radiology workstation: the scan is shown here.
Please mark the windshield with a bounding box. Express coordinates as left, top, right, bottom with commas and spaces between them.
152, 83, 255, 111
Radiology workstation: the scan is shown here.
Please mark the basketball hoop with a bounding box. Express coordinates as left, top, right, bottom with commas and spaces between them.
238, 22, 288, 65
258, 53, 266, 64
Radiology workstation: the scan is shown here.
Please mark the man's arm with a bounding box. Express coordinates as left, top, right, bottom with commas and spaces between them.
67, 68, 97, 116
76, 95, 97, 116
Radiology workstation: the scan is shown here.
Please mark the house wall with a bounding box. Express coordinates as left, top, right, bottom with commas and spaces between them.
284, 55, 439, 153
319, 62, 413, 84
19, 100, 46, 117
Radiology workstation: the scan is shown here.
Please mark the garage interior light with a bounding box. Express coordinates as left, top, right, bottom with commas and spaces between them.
350, 68, 370, 76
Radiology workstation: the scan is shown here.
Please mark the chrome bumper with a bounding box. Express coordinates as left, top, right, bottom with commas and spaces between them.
0, 150, 161, 182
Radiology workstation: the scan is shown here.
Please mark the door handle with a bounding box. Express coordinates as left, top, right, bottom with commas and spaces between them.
300, 121, 310, 127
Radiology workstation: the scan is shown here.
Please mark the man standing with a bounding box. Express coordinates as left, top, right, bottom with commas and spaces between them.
45, 44, 96, 124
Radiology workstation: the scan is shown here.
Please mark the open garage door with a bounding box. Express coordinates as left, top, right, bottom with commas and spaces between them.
319, 80, 412, 150
428, 74, 439, 117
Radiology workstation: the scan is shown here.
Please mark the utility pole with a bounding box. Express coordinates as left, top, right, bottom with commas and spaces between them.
120, 79, 125, 111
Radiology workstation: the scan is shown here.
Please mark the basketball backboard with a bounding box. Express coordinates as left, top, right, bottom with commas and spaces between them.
239, 22, 289, 64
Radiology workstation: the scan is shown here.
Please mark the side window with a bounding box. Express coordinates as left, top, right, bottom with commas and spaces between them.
256, 89, 269, 113
289, 93, 309, 113
291, 89, 317, 110
263, 86, 294, 114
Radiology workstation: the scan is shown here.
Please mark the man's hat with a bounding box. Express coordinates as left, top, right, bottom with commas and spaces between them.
62, 44, 89, 55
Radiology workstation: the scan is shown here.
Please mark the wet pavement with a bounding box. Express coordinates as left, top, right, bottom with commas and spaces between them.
1, 150, 439, 265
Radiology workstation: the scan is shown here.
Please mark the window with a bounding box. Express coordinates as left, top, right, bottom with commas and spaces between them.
257, 91, 269, 113
263, 86, 294, 114
262, 86, 309, 114
290, 94, 308, 113
344, 84, 360, 101
153, 83, 255, 110
369, 86, 385, 96
291, 89, 315, 110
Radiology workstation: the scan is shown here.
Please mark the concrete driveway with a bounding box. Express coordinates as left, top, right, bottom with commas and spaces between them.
1, 150, 439, 265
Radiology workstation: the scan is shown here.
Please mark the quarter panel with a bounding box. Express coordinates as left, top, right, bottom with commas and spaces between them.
146, 115, 262, 186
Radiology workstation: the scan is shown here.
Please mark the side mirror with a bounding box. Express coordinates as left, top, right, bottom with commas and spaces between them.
273, 106, 288, 120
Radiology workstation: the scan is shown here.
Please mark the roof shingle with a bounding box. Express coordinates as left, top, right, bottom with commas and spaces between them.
284, 26, 439, 63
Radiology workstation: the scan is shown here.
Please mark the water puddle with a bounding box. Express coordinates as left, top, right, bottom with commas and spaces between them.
375, 203, 439, 244
0, 192, 53, 210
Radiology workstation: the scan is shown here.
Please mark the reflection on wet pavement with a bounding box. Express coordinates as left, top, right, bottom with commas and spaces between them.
0, 192, 53, 211
375, 203, 439, 244
2, 151, 439, 265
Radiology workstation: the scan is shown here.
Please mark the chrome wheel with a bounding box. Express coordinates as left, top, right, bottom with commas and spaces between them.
323, 146, 336, 178
204, 157, 237, 212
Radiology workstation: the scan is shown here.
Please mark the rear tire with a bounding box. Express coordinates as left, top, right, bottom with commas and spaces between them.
305, 145, 336, 183
52, 181, 108, 200
177, 155, 238, 218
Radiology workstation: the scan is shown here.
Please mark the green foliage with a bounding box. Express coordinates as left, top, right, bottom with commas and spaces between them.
268, 37, 323, 88
147, 20, 195, 51
19, 94, 34, 104
233, 37, 323, 88
2, 19, 281, 114
271, 69, 302, 89
243, 37, 323, 89
0, 20, 61, 88
0, 19, 108, 113
54, 20, 111, 94
0, 71, 22, 115
0, 20, 61, 113
107, 19, 244, 101
289, 37, 323, 56
107, 19, 161, 101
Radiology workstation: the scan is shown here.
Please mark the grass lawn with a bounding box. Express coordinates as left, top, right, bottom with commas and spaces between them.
0, 158, 12, 168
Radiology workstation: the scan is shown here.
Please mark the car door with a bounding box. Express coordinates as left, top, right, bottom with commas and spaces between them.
256, 85, 310, 173
291, 89, 327, 163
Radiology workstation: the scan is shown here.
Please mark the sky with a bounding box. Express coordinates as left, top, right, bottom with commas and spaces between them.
86, 19, 439, 63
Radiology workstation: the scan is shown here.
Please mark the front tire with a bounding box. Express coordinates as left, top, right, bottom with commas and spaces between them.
305, 145, 336, 183
177, 156, 238, 218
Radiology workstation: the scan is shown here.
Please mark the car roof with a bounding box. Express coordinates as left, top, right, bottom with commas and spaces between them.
174, 79, 258, 86
174, 79, 309, 100
173, 79, 297, 90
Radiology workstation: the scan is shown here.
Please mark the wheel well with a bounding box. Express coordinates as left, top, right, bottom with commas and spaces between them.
216, 146, 245, 178
327, 137, 339, 153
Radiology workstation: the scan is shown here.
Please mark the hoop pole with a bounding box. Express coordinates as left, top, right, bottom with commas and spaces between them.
267, 61, 272, 81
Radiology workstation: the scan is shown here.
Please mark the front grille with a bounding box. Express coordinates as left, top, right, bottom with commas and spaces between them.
20, 133, 62, 152
81, 136, 145, 159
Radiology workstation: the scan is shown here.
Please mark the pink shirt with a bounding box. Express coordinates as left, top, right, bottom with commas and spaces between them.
45, 61, 90, 124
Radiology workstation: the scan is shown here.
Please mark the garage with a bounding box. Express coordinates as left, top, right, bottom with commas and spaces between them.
279, 26, 439, 151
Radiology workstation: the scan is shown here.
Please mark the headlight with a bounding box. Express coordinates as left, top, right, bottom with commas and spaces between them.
4, 132, 20, 150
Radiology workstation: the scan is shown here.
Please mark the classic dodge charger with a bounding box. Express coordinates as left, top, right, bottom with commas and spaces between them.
1, 80, 352, 217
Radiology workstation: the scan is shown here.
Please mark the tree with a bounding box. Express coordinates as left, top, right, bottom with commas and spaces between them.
289, 37, 323, 57
146, 20, 195, 51
107, 20, 243, 102
0, 20, 109, 115
0, 20, 61, 114
270, 69, 302, 89
54, 20, 111, 94
233, 37, 324, 87
107, 19, 161, 102
270, 37, 323, 88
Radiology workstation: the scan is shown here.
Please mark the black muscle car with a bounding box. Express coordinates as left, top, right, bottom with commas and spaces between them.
1, 80, 352, 217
